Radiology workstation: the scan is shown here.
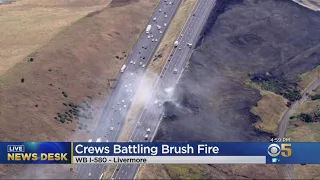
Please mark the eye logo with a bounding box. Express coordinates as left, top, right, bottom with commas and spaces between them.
267, 144, 281, 157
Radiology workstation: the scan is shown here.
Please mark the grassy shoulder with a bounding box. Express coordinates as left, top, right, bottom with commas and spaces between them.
103, 164, 117, 179
251, 90, 288, 135
298, 66, 320, 91
0, 0, 110, 75
149, 0, 197, 74
292, 0, 320, 11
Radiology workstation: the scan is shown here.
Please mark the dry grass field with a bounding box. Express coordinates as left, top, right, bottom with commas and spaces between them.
0, 0, 111, 75
292, 0, 320, 11
251, 90, 288, 135
0, 0, 158, 178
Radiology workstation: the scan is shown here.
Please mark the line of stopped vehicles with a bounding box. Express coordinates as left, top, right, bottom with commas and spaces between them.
120, 0, 193, 76
87, 0, 196, 166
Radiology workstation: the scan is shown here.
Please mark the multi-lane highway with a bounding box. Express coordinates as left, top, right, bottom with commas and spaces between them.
74, 0, 182, 179
110, 0, 217, 179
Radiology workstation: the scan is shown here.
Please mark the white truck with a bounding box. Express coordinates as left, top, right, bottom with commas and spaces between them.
120, 64, 126, 73
146, 24, 152, 34
174, 40, 179, 47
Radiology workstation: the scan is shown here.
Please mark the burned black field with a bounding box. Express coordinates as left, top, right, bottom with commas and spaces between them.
155, 0, 320, 142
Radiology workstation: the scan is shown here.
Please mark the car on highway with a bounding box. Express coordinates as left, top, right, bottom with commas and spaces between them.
151, 39, 155, 42
169, 2, 172, 5
144, 134, 149, 140
160, 30, 163, 34
140, 62, 143, 65
164, 23, 167, 27
96, 138, 101, 142
159, 9, 162, 12
147, 128, 151, 134
111, 127, 114, 131
173, 67, 178, 74
122, 100, 125, 103
165, 14, 168, 18
142, 64, 146, 68
147, 35, 150, 39
88, 173, 91, 177
155, 39, 158, 42
120, 64, 126, 73
153, 17, 157, 21
88, 139, 92, 142
133, 61, 136, 65
130, 61, 133, 64
174, 40, 179, 47
188, 43, 193, 47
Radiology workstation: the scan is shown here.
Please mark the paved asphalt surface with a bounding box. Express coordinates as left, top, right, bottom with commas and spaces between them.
74, 0, 181, 179
110, 0, 217, 179
278, 79, 320, 180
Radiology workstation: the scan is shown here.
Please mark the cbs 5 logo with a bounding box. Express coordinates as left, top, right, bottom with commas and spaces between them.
267, 144, 292, 157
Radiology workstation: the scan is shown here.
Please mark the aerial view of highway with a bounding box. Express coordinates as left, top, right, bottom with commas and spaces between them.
110, 0, 217, 179
75, 0, 181, 179
1, 0, 319, 179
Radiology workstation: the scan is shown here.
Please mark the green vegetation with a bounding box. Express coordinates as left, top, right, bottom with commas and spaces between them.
314, 110, 320, 121
27, 57, 34, 62
297, 112, 320, 123
298, 113, 313, 122
60, 118, 66, 123
251, 76, 302, 101
62, 91, 68, 98
310, 94, 320, 100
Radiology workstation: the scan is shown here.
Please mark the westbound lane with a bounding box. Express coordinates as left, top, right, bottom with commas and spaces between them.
75, 0, 182, 179
111, 0, 217, 179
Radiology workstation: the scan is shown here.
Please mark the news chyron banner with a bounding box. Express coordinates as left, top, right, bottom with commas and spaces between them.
1, 142, 320, 164
3, 142, 71, 164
